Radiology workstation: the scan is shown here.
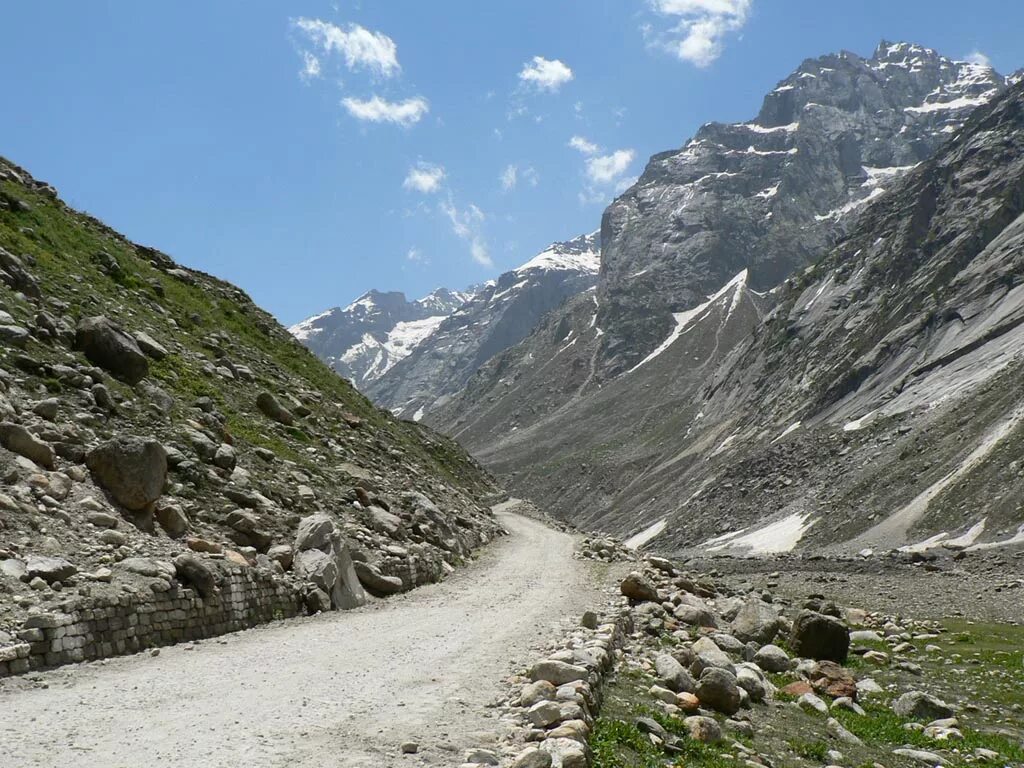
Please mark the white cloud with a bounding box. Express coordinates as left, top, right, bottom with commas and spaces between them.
406, 247, 428, 264
301, 51, 322, 80
441, 197, 492, 267
965, 50, 991, 67
403, 162, 446, 193
500, 164, 518, 191
342, 96, 429, 126
522, 167, 539, 187
569, 135, 599, 155
647, 0, 751, 68
586, 149, 636, 184
518, 56, 574, 92
293, 17, 400, 78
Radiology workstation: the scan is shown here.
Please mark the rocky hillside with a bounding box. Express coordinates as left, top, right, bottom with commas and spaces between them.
289, 288, 469, 390
365, 232, 600, 420
435, 51, 1024, 556
0, 156, 505, 649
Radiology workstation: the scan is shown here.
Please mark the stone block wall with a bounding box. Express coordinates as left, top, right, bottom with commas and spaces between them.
0, 565, 303, 678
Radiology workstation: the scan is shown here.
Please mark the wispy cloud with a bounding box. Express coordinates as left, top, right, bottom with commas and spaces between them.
441, 197, 492, 267
403, 162, 446, 193
500, 164, 539, 191
569, 135, 599, 155
342, 96, 429, 126
300, 51, 322, 81
518, 56, 574, 92
646, 0, 751, 68
406, 247, 428, 265
293, 17, 400, 78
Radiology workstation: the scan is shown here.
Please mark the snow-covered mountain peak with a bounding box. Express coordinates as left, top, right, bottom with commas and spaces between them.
514, 231, 601, 276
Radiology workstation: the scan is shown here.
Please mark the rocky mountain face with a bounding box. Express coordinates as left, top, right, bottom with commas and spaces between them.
364, 232, 600, 420
288, 288, 469, 390
0, 156, 505, 649
436, 43, 1020, 444
597, 41, 1019, 377
434, 47, 1024, 556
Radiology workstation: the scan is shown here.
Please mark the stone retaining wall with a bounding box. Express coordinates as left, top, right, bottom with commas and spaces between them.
0, 565, 303, 678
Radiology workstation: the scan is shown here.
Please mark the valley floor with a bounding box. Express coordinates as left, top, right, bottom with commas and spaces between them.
0, 506, 620, 768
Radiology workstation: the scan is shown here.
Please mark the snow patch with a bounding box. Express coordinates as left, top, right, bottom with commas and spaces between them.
843, 410, 878, 432
771, 421, 802, 443
624, 519, 667, 550
705, 513, 816, 555
628, 270, 748, 374
288, 308, 337, 341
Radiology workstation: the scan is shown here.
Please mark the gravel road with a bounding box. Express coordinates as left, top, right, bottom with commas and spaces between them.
0, 505, 616, 768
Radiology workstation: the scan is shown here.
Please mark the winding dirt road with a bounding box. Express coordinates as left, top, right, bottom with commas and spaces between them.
0, 505, 616, 768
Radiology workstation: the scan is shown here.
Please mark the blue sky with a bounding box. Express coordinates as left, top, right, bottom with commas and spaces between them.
3, 1, 1022, 324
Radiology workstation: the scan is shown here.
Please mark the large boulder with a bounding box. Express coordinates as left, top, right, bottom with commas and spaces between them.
731, 598, 782, 644
25, 555, 77, 584
173, 553, 218, 598
74, 316, 149, 384
790, 610, 850, 663
655, 653, 696, 693
256, 392, 294, 425
293, 514, 366, 610
892, 691, 956, 720
86, 436, 167, 510
353, 560, 404, 596
0, 422, 54, 469
620, 572, 659, 602
695, 667, 741, 715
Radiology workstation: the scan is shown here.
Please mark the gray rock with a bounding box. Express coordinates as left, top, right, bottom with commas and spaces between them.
520, 680, 556, 707
173, 554, 218, 598
893, 749, 947, 765
731, 598, 782, 644
32, 399, 60, 421
674, 603, 718, 628
753, 643, 792, 672
827, 717, 863, 746
695, 667, 741, 715
353, 560, 404, 595
87, 436, 167, 510
154, 501, 189, 537
655, 653, 696, 693
133, 331, 168, 360
0, 325, 30, 347
529, 659, 589, 686
892, 691, 956, 720
256, 392, 293, 425
25, 555, 77, 583
225, 510, 272, 551
619, 572, 659, 602
790, 610, 850, 663
511, 748, 552, 768
0, 422, 54, 469
526, 700, 562, 727
213, 443, 236, 471
74, 316, 149, 384
683, 716, 722, 743
292, 514, 366, 611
